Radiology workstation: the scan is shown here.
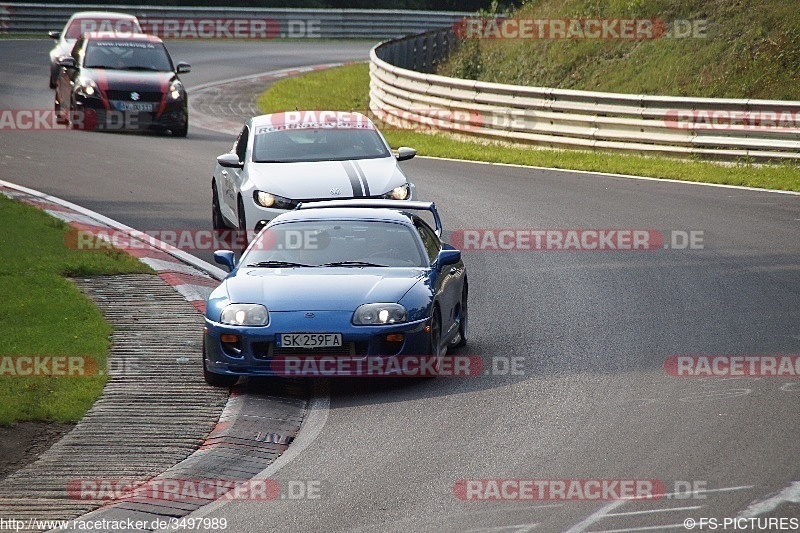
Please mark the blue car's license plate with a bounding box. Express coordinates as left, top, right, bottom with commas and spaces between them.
278, 333, 342, 348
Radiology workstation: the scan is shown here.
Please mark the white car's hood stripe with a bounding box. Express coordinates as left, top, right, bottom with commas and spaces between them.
352, 161, 371, 196
340, 161, 364, 197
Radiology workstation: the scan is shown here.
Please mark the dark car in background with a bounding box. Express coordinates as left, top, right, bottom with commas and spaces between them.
54, 32, 190, 136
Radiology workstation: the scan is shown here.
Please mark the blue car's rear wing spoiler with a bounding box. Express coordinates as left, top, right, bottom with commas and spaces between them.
295, 199, 442, 236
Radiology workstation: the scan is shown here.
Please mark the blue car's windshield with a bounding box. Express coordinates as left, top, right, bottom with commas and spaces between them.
243, 220, 426, 268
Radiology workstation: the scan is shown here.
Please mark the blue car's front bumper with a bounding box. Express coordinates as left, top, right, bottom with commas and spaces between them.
204, 311, 431, 377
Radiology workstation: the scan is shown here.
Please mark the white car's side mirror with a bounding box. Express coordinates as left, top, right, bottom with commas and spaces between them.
396, 147, 417, 161
217, 153, 243, 169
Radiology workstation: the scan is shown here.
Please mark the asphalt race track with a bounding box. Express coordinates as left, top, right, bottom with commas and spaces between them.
1, 39, 799, 532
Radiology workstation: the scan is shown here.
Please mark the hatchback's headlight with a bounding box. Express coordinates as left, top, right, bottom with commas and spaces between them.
254, 190, 296, 210
75, 78, 99, 97
220, 304, 269, 326
382, 184, 410, 200
353, 303, 407, 325
168, 79, 185, 101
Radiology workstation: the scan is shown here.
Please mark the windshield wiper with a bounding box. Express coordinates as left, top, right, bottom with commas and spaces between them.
246, 260, 313, 268
123, 66, 162, 71
321, 261, 386, 267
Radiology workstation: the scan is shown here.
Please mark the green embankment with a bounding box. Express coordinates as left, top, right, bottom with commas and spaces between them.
0, 195, 152, 424
440, 0, 800, 100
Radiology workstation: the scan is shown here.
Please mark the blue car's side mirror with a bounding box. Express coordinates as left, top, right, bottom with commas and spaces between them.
436, 249, 461, 270
214, 250, 237, 271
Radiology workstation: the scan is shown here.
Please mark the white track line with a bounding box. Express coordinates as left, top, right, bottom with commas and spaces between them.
418, 155, 800, 196
737, 481, 800, 518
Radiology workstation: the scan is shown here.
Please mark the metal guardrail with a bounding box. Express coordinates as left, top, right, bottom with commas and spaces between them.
370, 27, 800, 161
0, 3, 469, 39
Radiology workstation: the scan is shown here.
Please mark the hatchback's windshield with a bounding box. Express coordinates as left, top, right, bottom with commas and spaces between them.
83, 40, 172, 71
243, 220, 425, 268
252, 127, 391, 163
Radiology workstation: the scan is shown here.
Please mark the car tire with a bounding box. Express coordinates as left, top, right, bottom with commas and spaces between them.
449, 282, 468, 349
203, 340, 237, 388
430, 306, 443, 356
425, 306, 444, 378
171, 113, 188, 137
212, 181, 227, 230
68, 102, 82, 130
54, 99, 67, 125
49, 65, 58, 89
237, 196, 249, 248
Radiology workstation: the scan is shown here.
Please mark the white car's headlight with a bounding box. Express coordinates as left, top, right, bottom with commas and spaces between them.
383, 184, 410, 200
353, 303, 407, 325
220, 304, 269, 326
168, 79, 185, 101
253, 190, 296, 210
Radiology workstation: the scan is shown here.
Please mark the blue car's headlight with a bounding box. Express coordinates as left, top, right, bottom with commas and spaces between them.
220, 304, 269, 326
353, 303, 407, 325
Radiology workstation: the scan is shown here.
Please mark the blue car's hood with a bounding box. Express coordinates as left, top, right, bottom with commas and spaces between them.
224, 268, 425, 311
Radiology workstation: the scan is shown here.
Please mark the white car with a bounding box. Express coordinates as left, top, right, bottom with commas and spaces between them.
48, 11, 141, 88
212, 111, 418, 234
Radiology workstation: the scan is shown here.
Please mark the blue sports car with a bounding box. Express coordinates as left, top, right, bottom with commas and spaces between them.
203, 200, 468, 386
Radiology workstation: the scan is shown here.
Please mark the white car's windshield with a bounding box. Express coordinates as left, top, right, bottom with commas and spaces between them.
253, 127, 391, 163
83, 40, 172, 71
243, 220, 425, 268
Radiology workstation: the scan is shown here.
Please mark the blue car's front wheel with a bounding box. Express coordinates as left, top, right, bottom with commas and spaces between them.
202, 338, 238, 388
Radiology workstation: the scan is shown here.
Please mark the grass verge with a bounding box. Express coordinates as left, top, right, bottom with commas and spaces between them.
0, 194, 153, 425
256, 63, 800, 192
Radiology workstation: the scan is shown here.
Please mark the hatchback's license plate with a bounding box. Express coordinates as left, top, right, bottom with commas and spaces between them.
117, 102, 153, 112
279, 333, 342, 349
